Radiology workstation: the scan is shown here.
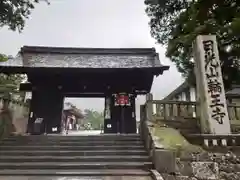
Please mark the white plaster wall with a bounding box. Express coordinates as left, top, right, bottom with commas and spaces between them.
190, 87, 196, 102
181, 92, 187, 101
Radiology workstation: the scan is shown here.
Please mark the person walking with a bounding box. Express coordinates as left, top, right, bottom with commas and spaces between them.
65, 115, 71, 135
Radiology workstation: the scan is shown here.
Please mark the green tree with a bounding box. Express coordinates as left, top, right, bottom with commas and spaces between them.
0, 54, 8, 62
0, 0, 48, 89
0, 0, 49, 138
84, 109, 104, 130
145, 0, 240, 89
0, 74, 24, 87
0, 0, 49, 32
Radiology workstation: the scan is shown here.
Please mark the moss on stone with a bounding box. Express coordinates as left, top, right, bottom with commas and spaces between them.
0, 109, 15, 140
148, 121, 205, 157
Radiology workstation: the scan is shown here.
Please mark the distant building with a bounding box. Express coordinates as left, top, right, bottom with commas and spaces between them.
62, 103, 84, 130
162, 81, 196, 102
226, 85, 240, 105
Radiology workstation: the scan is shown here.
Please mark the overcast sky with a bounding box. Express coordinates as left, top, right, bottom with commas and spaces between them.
0, 0, 184, 119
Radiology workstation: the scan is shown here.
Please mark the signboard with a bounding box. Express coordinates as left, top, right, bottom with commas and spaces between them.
35, 118, 43, 124
193, 35, 231, 134
114, 93, 131, 106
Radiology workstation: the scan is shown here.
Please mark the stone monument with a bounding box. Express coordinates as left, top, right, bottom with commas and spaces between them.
193, 35, 231, 134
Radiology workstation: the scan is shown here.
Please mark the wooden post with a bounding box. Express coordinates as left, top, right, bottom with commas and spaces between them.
156, 103, 161, 117
146, 93, 153, 121
163, 103, 168, 120
139, 105, 145, 137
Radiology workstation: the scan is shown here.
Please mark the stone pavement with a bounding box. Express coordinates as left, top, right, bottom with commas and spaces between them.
0, 176, 152, 180
63, 130, 102, 136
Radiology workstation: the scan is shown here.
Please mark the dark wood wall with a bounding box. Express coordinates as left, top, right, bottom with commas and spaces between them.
26, 70, 152, 134
24, 70, 153, 94
104, 95, 136, 134
28, 89, 63, 134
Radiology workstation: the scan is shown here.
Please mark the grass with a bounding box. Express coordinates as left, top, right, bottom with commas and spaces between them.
148, 121, 205, 157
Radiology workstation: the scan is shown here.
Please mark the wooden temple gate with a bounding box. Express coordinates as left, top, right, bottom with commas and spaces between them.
0, 46, 169, 135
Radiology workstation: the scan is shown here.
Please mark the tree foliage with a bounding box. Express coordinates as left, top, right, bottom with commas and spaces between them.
64, 102, 104, 130
0, 74, 24, 87
0, 0, 47, 88
0, 54, 8, 62
84, 109, 104, 130
0, 54, 25, 88
0, 0, 49, 32
145, 0, 240, 89
0, 54, 25, 93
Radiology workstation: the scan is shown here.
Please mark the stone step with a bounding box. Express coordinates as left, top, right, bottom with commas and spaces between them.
0, 169, 151, 176
0, 140, 143, 146
0, 162, 153, 170
0, 176, 152, 180
6, 134, 141, 141
0, 155, 150, 162
4, 138, 142, 141
0, 145, 144, 151
0, 150, 148, 156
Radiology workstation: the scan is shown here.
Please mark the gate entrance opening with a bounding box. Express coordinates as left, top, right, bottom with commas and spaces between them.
62, 97, 104, 135
0, 46, 169, 134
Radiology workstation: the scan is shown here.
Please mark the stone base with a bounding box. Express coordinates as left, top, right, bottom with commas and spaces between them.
152, 149, 176, 174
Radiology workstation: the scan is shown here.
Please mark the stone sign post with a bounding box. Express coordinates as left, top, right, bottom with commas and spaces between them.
193, 35, 231, 134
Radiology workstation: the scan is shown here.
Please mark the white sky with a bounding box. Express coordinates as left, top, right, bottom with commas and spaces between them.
0, 0, 184, 119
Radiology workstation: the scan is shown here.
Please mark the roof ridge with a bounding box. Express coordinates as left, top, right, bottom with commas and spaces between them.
21, 46, 157, 55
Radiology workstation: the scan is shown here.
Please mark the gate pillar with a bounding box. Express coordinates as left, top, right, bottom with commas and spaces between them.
104, 93, 136, 134
27, 88, 64, 134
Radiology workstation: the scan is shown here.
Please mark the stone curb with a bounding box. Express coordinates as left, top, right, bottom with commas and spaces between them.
150, 169, 165, 180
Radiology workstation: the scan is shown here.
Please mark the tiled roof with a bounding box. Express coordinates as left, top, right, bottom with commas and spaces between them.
226, 85, 240, 97
162, 81, 190, 100
0, 46, 166, 69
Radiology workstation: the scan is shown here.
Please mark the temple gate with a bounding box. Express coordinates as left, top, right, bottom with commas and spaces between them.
0, 46, 169, 134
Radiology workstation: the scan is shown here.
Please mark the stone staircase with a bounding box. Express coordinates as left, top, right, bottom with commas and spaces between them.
0, 134, 153, 177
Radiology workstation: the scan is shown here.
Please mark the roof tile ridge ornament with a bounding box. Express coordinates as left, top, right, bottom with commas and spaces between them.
20, 46, 158, 55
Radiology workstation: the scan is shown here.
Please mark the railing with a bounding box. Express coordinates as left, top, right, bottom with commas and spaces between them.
141, 99, 240, 134
143, 100, 200, 134
228, 104, 240, 121
139, 104, 154, 156
145, 100, 198, 121
144, 100, 240, 121
227, 104, 240, 133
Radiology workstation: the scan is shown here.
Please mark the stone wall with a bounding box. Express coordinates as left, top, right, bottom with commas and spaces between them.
0, 99, 29, 138
9, 101, 29, 134
162, 151, 240, 180
142, 120, 240, 180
